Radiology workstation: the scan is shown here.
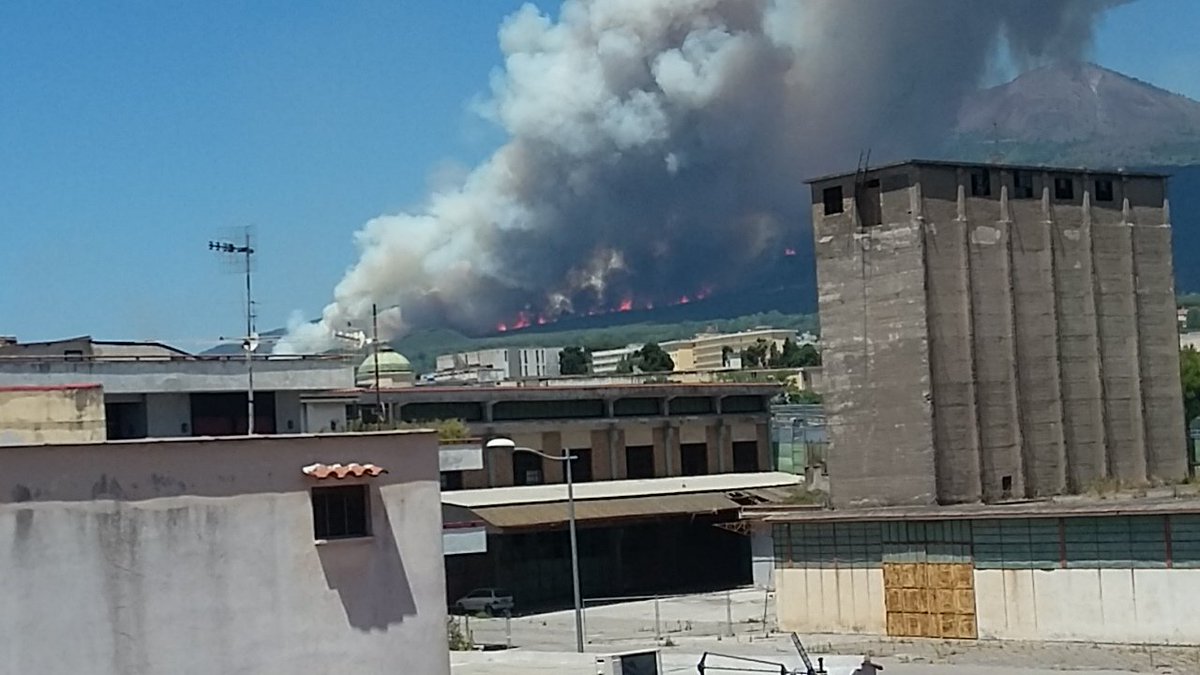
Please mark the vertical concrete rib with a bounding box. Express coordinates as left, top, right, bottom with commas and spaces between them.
964, 171, 1024, 501
1130, 179, 1189, 481
922, 171, 981, 503
1007, 179, 1068, 496
815, 171, 937, 508
1048, 176, 1108, 490
1089, 183, 1148, 484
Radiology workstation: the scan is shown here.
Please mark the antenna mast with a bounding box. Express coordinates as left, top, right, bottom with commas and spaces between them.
209, 230, 257, 435
372, 303, 385, 423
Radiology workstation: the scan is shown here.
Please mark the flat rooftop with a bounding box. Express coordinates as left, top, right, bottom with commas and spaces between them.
744, 487, 1200, 522
805, 158, 1168, 184
443, 471, 801, 508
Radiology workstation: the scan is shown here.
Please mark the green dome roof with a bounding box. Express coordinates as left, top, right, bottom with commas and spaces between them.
356, 347, 412, 383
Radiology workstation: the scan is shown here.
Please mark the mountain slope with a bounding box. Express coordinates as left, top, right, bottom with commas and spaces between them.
950, 62, 1200, 166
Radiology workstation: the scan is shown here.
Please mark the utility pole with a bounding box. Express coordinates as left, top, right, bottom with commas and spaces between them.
372, 303, 385, 423
209, 231, 257, 435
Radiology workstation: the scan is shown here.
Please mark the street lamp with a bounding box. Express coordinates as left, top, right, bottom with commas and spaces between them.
485, 437, 584, 653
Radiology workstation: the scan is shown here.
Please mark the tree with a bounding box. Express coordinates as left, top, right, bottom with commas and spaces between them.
1182, 348, 1200, 425
771, 338, 822, 368
1188, 308, 1200, 331
635, 343, 675, 372
615, 357, 635, 374
740, 339, 771, 368
559, 346, 589, 375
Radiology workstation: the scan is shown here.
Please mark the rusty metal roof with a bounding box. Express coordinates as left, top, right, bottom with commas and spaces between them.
743, 495, 1200, 523
302, 462, 387, 479
470, 491, 741, 529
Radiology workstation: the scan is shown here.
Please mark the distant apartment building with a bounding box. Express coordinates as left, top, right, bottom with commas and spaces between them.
590, 344, 643, 375
0, 336, 355, 438
0, 431, 450, 675
346, 382, 796, 603
809, 160, 1186, 508
435, 346, 561, 381
661, 328, 811, 371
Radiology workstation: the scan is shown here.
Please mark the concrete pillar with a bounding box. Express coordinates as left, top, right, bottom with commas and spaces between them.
1090, 184, 1148, 484
755, 422, 771, 473
1007, 176, 1068, 496
608, 426, 626, 480
542, 431, 565, 482
591, 429, 613, 481
652, 427, 669, 478
1049, 175, 1108, 491
706, 424, 722, 473
1130, 180, 1189, 482
965, 171, 1025, 501
924, 176, 982, 503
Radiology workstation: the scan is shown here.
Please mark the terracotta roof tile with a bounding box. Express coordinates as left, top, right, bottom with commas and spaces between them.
302, 462, 387, 479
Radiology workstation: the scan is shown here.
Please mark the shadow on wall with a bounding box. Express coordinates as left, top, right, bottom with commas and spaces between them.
317, 497, 416, 630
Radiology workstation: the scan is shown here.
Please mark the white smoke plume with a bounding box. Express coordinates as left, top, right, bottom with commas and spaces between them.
279, 0, 1130, 353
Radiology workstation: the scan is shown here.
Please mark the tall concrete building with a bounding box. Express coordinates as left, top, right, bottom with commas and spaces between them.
809, 160, 1186, 508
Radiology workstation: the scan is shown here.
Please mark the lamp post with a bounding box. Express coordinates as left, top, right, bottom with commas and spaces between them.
485, 437, 584, 653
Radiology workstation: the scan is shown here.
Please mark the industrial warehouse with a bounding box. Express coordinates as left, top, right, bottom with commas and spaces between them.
746, 160, 1200, 646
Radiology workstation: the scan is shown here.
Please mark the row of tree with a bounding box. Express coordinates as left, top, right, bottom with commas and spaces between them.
729, 338, 821, 369
559, 338, 821, 375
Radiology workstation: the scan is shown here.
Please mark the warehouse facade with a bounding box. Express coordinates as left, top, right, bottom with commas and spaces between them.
753, 500, 1200, 644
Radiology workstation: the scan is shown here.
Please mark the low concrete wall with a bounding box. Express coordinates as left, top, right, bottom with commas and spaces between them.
775, 567, 886, 634
0, 385, 106, 445
0, 432, 449, 675
976, 568, 1200, 644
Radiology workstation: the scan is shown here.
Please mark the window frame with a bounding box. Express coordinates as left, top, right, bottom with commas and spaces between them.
1054, 176, 1075, 201
1094, 178, 1115, 203
822, 185, 844, 215
1012, 170, 1035, 199
311, 484, 372, 541
970, 170, 991, 197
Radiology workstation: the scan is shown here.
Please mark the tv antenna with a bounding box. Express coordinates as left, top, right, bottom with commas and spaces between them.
208, 227, 258, 435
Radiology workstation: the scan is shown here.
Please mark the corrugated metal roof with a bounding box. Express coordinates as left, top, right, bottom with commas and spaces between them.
302, 462, 387, 479
745, 496, 1200, 523
442, 471, 801, 508
471, 492, 740, 529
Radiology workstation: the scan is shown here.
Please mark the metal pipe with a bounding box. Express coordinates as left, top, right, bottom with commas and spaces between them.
566, 446, 584, 653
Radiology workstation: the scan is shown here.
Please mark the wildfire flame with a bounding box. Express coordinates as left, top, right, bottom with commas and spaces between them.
494, 285, 717, 333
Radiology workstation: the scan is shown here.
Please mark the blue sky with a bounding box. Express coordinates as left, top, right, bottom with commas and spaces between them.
1, 0, 1196, 347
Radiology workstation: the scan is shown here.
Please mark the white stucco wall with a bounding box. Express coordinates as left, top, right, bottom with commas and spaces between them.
144, 393, 191, 437
273, 390, 302, 433
440, 444, 483, 472
976, 568, 1200, 644
0, 357, 354, 394
0, 432, 450, 675
775, 567, 886, 634
302, 400, 349, 433
751, 529, 775, 589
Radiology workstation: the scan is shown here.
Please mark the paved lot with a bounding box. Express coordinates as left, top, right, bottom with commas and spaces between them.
450, 588, 1200, 674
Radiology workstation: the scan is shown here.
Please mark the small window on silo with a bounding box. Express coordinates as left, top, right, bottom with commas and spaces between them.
1095, 179, 1114, 202
1054, 177, 1075, 200
970, 170, 991, 197
823, 185, 844, 215
1013, 170, 1035, 199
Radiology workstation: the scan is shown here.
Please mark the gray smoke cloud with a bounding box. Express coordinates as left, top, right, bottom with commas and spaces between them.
279, 0, 1129, 353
